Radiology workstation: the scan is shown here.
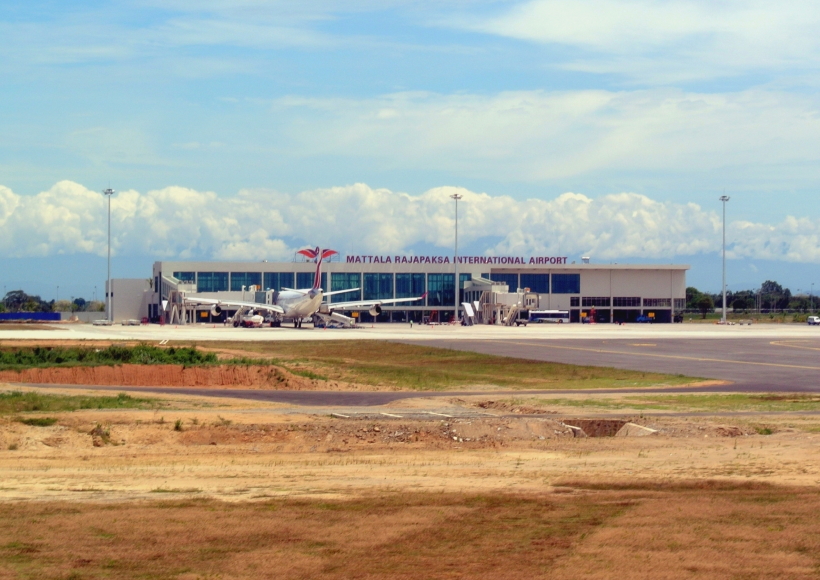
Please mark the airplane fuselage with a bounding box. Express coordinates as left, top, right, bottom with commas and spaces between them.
275, 289, 324, 320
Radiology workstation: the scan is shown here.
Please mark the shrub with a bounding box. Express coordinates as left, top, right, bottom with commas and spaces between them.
16, 417, 58, 427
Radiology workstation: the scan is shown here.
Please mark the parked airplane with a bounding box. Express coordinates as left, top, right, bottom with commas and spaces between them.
183, 247, 426, 328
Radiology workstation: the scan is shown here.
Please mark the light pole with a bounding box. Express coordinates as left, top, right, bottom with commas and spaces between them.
719, 195, 730, 324
103, 188, 115, 322
812, 283, 815, 312
451, 193, 463, 322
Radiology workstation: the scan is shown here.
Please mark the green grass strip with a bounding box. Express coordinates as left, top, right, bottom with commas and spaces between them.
0, 391, 161, 415
0, 344, 220, 369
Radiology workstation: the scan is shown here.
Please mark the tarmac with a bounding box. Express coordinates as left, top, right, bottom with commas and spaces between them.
4, 321, 820, 405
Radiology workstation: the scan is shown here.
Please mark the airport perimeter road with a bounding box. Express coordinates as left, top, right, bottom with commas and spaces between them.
404, 337, 820, 393
11, 380, 798, 408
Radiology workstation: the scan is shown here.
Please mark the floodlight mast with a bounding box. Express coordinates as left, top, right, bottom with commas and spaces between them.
451, 193, 463, 321
103, 188, 115, 322
719, 195, 730, 324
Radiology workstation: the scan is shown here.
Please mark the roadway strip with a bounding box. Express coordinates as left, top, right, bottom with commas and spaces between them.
484, 340, 820, 372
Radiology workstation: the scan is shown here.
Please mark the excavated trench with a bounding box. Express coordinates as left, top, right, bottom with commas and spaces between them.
562, 419, 629, 437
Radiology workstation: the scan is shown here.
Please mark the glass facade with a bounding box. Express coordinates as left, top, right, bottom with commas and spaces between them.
296, 272, 326, 290
582, 296, 611, 307
173, 271, 195, 283
459, 273, 471, 303
395, 273, 426, 305
197, 272, 228, 292
519, 273, 549, 294
264, 272, 295, 292
613, 297, 641, 307
364, 273, 393, 300
427, 273, 455, 307
551, 273, 580, 294
331, 272, 361, 302
490, 273, 518, 291
230, 272, 262, 291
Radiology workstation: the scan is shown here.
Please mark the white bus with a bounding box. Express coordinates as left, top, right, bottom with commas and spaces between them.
528, 310, 570, 324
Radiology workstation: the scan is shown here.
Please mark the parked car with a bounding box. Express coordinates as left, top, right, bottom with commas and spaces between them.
808, 316, 820, 326
635, 315, 653, 323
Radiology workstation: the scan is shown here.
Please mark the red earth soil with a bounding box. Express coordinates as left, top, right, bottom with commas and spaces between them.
0, 364, 323, 390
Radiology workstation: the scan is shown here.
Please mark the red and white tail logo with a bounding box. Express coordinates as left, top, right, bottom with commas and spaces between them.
297, 246, 338, 290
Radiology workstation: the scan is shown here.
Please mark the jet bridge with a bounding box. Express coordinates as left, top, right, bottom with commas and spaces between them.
160, 275, 198, 325
462, 277, 539, 326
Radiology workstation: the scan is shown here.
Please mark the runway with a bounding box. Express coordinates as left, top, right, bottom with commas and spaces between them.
405, 337, 820, 393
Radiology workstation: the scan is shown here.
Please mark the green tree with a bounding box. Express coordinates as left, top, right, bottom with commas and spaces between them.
686, 286, 703, 310
698, 295, 714, 319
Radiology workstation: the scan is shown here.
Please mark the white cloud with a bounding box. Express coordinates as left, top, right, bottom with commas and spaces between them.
270, 89, 820, 187
1, 180, 819, 264
453, 0, 820, 83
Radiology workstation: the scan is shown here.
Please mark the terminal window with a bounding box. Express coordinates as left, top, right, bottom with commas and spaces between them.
427, 274, 455, 307
551, 274, 580, 294
297, 272, 326, 290
490, 273, 519, 291
395, 273, 426, 306
263, 272, 295, 292
644, 298, 672, 307
520, 273, 549, 294
364, 273, 393, 300
459, 273, 472, 303
582, 296, 611, 307
173, 271, 195, 283
613, 297, 641, 307
230, 272, 262, 291
570, 297, 580, 307
331, 273, 361, 303
197, 272, 228, 293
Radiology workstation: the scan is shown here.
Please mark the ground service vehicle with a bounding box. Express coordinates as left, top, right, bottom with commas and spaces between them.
529, 310, 570, 324
808, 316, 820, 326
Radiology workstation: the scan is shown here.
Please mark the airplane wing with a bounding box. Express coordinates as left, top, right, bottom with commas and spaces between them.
183, 296, 285, 314
326, 293, 426, 311
279, 287, 359, 297
323, 287, 360, 297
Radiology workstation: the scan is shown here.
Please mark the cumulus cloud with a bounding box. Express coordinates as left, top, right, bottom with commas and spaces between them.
0, 180, 817, 264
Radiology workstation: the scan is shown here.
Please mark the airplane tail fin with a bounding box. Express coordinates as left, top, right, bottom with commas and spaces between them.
297, 247, 338, 290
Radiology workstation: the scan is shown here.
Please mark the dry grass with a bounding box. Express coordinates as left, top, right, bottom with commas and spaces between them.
1, 485, 818, 579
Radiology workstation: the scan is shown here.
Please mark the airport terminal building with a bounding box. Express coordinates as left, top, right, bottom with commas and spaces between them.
115, 252, 688, 324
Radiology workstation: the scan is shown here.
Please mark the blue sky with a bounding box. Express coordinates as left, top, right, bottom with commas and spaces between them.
1, 0, 819, 299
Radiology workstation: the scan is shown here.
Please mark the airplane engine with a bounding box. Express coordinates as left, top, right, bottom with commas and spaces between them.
210, 305, 222, 316
368, 304, 382, 317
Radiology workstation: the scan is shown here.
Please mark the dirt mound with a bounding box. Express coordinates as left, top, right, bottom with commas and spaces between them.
0, 364, 328, 390
473, 400, 556, 415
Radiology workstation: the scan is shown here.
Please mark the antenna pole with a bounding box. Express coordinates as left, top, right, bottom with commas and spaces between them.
104, 188, 115, 322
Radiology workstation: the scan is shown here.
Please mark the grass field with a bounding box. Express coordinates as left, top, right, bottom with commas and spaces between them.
0, 391, 163, 415
203, 340, 698, 391
0, 484, 818, 580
